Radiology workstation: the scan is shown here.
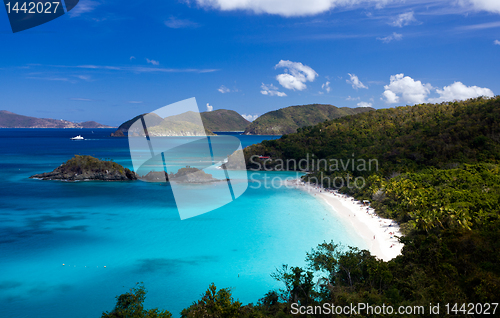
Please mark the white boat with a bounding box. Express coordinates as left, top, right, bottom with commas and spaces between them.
71, 135, 84, 140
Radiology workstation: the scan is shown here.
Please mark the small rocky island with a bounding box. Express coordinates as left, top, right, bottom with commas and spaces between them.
140, 166, 222, 183
30, 155, 221, 183
30, 155, 138, 181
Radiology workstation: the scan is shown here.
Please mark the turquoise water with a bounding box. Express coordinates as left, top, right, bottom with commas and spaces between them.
0, 129, 365, 317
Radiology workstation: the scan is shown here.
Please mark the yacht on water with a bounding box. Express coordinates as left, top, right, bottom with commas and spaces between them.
70, 135, 84, 140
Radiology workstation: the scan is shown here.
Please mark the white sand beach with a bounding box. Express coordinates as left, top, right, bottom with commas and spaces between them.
288, 179, 403, 261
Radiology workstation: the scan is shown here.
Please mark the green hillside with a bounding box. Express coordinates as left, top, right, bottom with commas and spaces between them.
243, 97, 500, 173
201, 109, 250, 131
243, 104, 373, 135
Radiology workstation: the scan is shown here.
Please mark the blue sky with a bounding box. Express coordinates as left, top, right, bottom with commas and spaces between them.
1, 0, 499, 126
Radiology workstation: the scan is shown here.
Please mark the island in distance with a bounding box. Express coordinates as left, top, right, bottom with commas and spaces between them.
111, 104, 373, 137
111, 109, 250, 137
30, 155, 222, 183
0, 110, 114, 128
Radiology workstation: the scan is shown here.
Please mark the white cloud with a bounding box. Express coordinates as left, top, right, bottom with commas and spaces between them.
377, 32, 403, 43
261, 83, 287, 97
429, 82, 494, 103
218, 85, 230, 93
206, 103, 213, 112
456, 21, 500, 31
390, 11, 417, 27
458, 0, 500, 14
382, 73, 432, 104
27, 76, 72, 82
347, 73, 368, 90
495, 40, 500, 45
28, 63, 219, 75
357, 101, 373, 107
275, 60, 318, 91
68, 0, 100, 17
322, 81, 331, 93
189, 0, 500, 17
69, 64, 217, 73
382, 74, 494, 104
242, 114, 259, 121
346, 96, 360, 101
192, 0, 395, 17
130, 56, 136, 61
146, 59, 160, 66
382, 90, 399, 103
70, 98, 95, 101
165, 17, 199, 29
127, 101, 143, 104
74, 75, 91, 81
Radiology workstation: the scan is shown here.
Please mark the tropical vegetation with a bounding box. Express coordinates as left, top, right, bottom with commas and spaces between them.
102, 97, 500, 317
243, 104, 373, 135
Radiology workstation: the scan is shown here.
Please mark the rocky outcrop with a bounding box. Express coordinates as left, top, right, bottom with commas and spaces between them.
170, 167, 221, 183
30, 155, 137, 181
110, 130, 125, 137
139, 167, 222, 183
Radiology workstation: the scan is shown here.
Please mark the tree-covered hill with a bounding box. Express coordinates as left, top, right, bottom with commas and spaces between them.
244, 97, 500, 174
243, 104, 374, 135
200, 109, 250, 131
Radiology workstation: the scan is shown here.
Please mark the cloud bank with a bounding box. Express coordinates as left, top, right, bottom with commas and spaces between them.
382, 73, 494, 104
192, 0, 500, 16
429, 82, 494, 103
193, 0, 394, 17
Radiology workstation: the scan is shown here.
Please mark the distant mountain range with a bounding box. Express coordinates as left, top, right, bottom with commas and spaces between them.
0, 104, 374, 134
243, 104, 374, 135
0, 110, 114, 128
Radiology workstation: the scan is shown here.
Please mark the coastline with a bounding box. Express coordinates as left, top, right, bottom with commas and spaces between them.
287, 179, 403, 261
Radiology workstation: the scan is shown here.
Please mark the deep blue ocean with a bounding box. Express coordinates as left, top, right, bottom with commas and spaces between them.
0, 129, 365, 318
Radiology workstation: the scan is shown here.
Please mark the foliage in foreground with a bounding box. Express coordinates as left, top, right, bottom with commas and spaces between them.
101, 283, 172, 318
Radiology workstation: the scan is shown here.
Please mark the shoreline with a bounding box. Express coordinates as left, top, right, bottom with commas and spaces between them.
287, 179, 403, 261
